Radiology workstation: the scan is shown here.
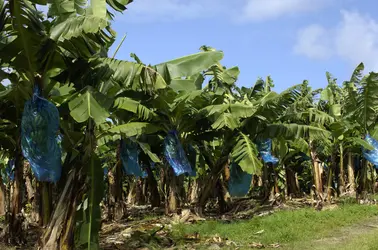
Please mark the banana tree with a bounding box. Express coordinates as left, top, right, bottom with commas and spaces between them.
0, 0, 139, 248
103, 50, 224, 213
335, 63, 378, 197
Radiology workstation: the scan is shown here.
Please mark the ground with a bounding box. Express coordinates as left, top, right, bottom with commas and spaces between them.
2, 198, 378, 249
99, 199, 378, 249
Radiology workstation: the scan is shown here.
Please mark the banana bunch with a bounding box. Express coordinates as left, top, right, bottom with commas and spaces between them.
21, 93, 62, 183
163, 130, 193, 176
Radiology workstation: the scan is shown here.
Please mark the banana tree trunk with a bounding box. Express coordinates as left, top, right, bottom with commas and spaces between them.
262, 163, 270, 201
40, 182, 52, 226
327, 151, 337, 201
285, 166, 299, 197
251, 175, 259, 188
23, 165, 41, 224
23, 165, 34, 203
108, 160, 126, 221
310, 142, 323, 195
135, 178, 145, 205
216, 169, 231, 214
127, 180, 137, 205
326, 166, 333, 201
188, 178, 201, 205
166, 167, 179, 214
145, 165, 160, 208
357, 159, 368, 200
338, 144, 345, 194
7, 147, 24, 244
178, 175, 186, 205
347, 152, 355, 193
273, 168, 280, 195
195, 157, 229, 217
40, 169, 83, 250
0, 174, 5, 216
159, 167, 166, 204
369, 163, 375, 194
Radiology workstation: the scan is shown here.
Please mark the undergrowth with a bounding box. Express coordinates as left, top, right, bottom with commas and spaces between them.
171, 204, 378, 248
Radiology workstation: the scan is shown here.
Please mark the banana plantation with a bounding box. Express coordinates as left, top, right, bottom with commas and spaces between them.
1, 0, 378, 249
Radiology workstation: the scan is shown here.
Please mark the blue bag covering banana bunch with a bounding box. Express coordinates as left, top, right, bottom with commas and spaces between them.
363, 134, 378, 167
120, 139, 147, 178
21, 86, 62, 182
228, 162, 252, 197
257, 139, 279, 165
163, 130, 193, 176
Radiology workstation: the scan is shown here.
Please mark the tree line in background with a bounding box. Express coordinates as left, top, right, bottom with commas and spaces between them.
1, 0, 378, 249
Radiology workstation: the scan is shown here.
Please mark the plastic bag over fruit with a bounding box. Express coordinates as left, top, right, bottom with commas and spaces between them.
228, 162, 252, 197
257, 139, 279, 165
362, 134, 378, 167
163, 130, 193, 176
120, 139, 147, 178
21, 86, 62, 182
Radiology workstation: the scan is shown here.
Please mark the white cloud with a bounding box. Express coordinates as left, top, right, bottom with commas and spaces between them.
294, 10, 378, 71
293, 24, 332, 60
238, 0, 328, 22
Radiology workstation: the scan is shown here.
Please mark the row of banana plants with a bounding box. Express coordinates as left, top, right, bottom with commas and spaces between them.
1, 0, 378, 249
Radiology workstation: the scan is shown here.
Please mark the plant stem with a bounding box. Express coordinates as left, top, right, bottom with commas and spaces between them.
112, 34, 126, 59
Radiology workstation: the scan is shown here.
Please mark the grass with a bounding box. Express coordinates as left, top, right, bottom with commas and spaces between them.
338, 228, 378, 250
171, 204, 378, 249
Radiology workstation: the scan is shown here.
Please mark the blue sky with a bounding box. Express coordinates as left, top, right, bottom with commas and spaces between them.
108, 0, 378, 92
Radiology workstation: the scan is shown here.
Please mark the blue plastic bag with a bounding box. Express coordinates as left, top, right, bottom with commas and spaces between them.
228, 162, 252, 197
21, 87, 62, 182
120, 139, 147, 178
163, 130, 193, 176
363, 134, 378, 166
257, 139, 279, 165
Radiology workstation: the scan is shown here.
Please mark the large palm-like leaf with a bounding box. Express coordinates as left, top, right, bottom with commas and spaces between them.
154, 51, 223, 80
231, 132, 262, 174
354, 72, 378, 130
113, 97, 157, 121
265, 123, 331, 140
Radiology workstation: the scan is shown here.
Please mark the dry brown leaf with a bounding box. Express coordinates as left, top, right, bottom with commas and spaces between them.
184, 232, 200, 241
248, 242, 264, 248
213, 234, 222, 243
268, 243, 281, 248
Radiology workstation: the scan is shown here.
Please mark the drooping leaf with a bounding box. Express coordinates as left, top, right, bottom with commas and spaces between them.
90, 58, 167, 90
154, 51, 223, 80
212, 113, 239, 130
108, 122, 162, 137
137, 142, 161, 163
169, 73, 204, 92
50, 15, 108, 41
355, 73, 378, 129
265, 123, 331, 140
90, 0, 107, 18
221, 66, 240, 85
68, 87, 111, 124
231, 132, 262, 174
113, 97, 156, 120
